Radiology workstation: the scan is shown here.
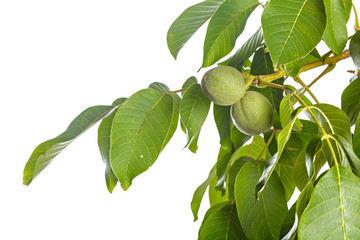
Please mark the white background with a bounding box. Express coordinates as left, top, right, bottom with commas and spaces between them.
1, 1, 359, 239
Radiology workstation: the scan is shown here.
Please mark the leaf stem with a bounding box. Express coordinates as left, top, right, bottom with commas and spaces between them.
256, 129, 277, 162
242, 50, 350, 86
167, 88, 188, 94
294, 76, 319, 104
353, 3, 360, 31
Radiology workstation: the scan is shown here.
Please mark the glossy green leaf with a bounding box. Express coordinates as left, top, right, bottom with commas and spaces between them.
98, 98, 127, 193
201, 201, 230, 226
202, 0, 259, 67
256, 107, 305, 198
191, 166, 216, 221
182, 76, 198, 95
354, 114, 360, 158
110, 89, 173, 190
298, 165, 360, 239
23, 104, 118, 185
249, 47, 284, 129
312, 103, 352, 143
341, 77, 360, 125
199, 202, 246, 240
167, 0, 224, 59
219, 27, 263, 68
323, 0, 350, 54
180, 84, 211, 153
262, 0, 326, 65
235, 161, 288, 240
349, 30, 360, 72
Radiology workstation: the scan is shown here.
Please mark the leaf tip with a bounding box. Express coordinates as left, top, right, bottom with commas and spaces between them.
121, 181, 131, 191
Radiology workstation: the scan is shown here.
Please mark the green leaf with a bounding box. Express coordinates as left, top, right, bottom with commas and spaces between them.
199, 202, 247, 240
231, 125, 251, 150
285, 48, 321, 77
331, 134, 360, 176
23, 104, 117, 185
298, 165, 360, 239
262, 0, 326, 65
227, 156, 255, 201
167, 0, 224, 59
191, 166, 216, 221
323, 0, 350, 54
202, 0, 259, 67
219, 27, 263, 68
98, 98, 127, 193
350, 30, 360, 73
180, 84, 211, 153
213, 104, 233, 190
280, 203, 298, 240
279, 95, 303, 130
181, 76, 198, 96
209, 175, 229, 206
341, 77, 360, 125
354, 114, 360, 158
149, 82, 181, 149
256, 107, 305, 198
110, 89, 173, 190
312, 103, 352, 143
235, 161, 288, 240
249, 47, 284, 129
229, 136, 266, 165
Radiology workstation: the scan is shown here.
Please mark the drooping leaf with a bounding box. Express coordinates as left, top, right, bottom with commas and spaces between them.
229, 136, 266, 165
249, 47, 284, 129
199, 202, 246, 240
256, 107, 305, 198
262, 0, 326, 65
167, 0, 224, 59
202, 0, 259, 67
23, 104, 119, 185
191, 166, 216, 221
285, 48, 321, 77
110, 89, 174, 190
280, 203, 298, 240
231, 125, 251, 150
213, 104, 233, 190
341, 77, 360, 125
227, 156, 255, 201
331, 134, 360, 176
279, 95, 303, 130
219, 27, 263, 69
354, 114, 360, 158
149, 82, 181, 149
235, 161, 288, 240
98, 98, 127, 193
180, 83, 211, 153
312, 103, 352, 143
349, 30, 360, 73
298, 165, 360, 239
323, 0, 350, 54
209, 175, 228, 206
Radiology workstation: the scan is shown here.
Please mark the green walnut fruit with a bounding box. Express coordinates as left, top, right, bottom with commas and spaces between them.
231, 91, 274, 136
201, 66, 245, 106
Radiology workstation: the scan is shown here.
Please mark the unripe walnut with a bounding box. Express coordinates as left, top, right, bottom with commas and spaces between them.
201, 66, 245, 106
231, 91, 274, 136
